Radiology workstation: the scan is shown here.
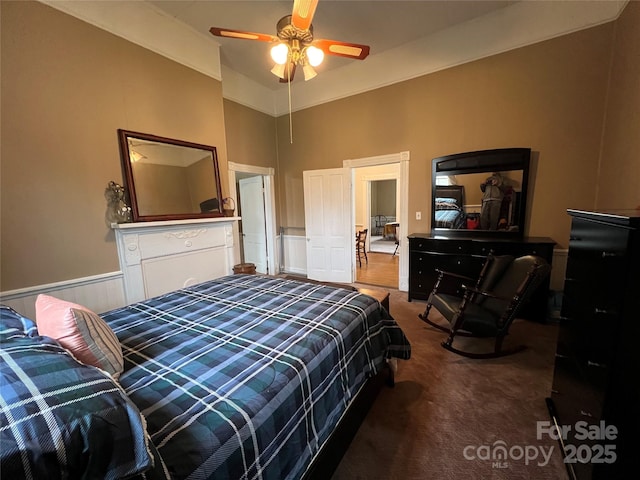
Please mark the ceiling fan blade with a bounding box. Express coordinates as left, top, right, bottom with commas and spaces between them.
279, 63, 297, 83
291, 0, 319, 31
313, 39, 370, 60
209, 27, 277, 42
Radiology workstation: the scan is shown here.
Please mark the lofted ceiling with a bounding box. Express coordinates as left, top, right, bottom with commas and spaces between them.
42, 0, 627, 115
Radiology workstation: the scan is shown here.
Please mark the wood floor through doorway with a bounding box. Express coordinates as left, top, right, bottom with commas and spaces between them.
356, 251, 399, 289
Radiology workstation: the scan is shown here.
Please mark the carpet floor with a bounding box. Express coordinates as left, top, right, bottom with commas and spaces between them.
331, 288, 568, 480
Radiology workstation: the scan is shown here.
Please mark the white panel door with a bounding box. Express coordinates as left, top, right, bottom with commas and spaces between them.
239, 176, 268, 273
303, 168, 352, 283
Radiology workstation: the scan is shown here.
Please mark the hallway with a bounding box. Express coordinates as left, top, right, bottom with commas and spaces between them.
355, 251, 399, 289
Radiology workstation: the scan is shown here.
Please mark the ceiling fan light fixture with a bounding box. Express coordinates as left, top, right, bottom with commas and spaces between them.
306, 45, 324, 67
271, 63, 287, 79
302, 64, 317, 81
210, 0, 370, 87
270, 43, 289, 65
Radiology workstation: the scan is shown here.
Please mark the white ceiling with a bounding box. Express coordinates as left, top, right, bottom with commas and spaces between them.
42, 0, 627, 115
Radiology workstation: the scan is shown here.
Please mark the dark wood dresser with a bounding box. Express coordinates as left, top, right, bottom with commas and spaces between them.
407, 233, 555, 321
546, 209, 640, 479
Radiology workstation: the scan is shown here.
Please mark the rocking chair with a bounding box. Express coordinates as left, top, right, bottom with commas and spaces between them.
418, 253, 551, 358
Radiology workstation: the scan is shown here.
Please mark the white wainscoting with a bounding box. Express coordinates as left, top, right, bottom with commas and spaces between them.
1, 272, 126, 320
279, 234, 307, 275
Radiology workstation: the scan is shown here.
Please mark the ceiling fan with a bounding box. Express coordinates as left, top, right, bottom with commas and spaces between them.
210, 0, 370, 83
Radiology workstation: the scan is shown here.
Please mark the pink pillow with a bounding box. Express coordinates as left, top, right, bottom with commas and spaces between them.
35, 294, 124, 380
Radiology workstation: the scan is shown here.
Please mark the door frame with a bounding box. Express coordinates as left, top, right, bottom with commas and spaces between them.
344, 151, 410, 292
228, 162, 278, 275
238, 175, 268, 274
364, 174, 400, 250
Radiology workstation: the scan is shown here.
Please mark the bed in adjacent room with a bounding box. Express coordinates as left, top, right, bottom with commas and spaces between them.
434, 185, 466, 229
1, 274, 411, 480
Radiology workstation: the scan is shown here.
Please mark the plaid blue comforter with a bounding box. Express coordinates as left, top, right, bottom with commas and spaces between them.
102, 274, 411, 480
0, 306, 153, 479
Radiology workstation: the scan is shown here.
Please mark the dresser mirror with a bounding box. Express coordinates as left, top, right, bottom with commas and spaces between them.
117, 129, 223, 222
431, 148, 530, 237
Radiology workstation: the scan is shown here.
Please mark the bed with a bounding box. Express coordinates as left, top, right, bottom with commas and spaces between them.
1, 274, 411, 480
434, 185, 466, 229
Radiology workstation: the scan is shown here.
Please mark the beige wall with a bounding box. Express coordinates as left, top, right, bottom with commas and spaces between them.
222, 98, 279, 220
1, 1, 229, 290
275, 22, 616, 249
596, 0, 640, 209
374, 180, 397, 217
223, 100, 278, 170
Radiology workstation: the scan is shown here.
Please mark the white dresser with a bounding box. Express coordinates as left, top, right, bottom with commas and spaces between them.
112, 218, 239, 304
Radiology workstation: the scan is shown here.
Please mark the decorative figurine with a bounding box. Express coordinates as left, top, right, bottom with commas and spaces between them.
105, 181, 132, 225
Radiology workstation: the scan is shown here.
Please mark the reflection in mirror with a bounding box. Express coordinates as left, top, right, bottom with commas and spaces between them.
431, 148, 530, 237
118, 130, 223, 222
436, 170, 523, 231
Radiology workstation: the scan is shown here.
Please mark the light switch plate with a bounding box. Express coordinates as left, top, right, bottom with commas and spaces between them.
416, 211, 422, 220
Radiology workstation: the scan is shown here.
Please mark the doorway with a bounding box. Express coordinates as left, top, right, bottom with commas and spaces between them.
369, 179, 398, 255
356, 171, 399, 289
228, 162, 277, 275
346, 153, 409, 290
237, 174, 267, 273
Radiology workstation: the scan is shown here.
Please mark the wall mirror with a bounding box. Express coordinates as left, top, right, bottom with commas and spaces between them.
118, 129, 223, 222
431, 148, 530, 237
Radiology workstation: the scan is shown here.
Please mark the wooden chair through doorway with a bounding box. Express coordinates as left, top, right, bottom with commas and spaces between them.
356, 229, 368, 267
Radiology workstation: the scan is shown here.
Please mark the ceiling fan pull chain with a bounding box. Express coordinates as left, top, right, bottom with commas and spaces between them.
288, 61, 293, 144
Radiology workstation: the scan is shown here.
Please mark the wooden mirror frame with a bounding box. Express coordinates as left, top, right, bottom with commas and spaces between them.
118, 129, 224, 222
